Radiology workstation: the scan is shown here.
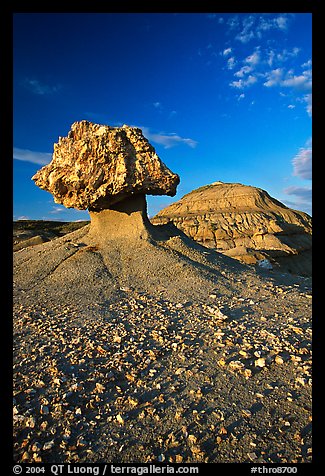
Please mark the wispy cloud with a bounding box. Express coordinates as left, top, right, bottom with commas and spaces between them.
302, 59, 312, 68
263, 62, 311, 91
257, 15, 289, 34
292, 139, 312, 180
266, 47, 300, 68
13, 147, 52, 165
235, 15, 255, 43
14, 215, 30, 220
263, 67, 284, 87
221, 35, 312, 116
141, 126, 198, 149
234, 65, 253, 78
304, 93, 312, 117
281, 71, 312, 90
283, 186, 312, 208
283, 138, 312, 214
49, 206, 66, 214
227, 57, 236, 70
222, 47, 232, 56
23, 78, 61, 95
153, 101, 162, 110
263, 64, 312, 115
228, 14, 290, 44
245, 48, 261, 66
230, 74, 258, 89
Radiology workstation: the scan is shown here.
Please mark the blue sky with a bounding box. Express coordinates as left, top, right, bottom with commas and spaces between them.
13, 12, 312, 220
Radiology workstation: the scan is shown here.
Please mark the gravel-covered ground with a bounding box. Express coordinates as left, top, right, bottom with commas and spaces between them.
13, 222, 312, 464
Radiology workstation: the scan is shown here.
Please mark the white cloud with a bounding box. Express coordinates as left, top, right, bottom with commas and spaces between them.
263, 68, 284, 87
296, 93, 312, 116
23, 78, 61, 95
230, 74, 258, 89
231, 14, 290, 44
292, 140, 312, 180
302, 59, 312, 68
257, 15, 289, 35
275, 16, 289, 30
266, 47, 300, 67
280, 47, 300, 61
234, 65, 253, 78
227, 57, 236, 70
304, 93, 312, 117
283, 139, 312, 213
238, 93, 245, 101
141, 127, 198, 149
245, 49, 260, 65
235, 15, 255, 43
13, 147, 52, 165
221, 35, 311, 118
262, 61, 312, 116
267, 50, 275, 67
282, 69, 312, 90
50, 206, 66, 214
283, 186, 312, 208
223, 47, 232, 56
231, 48, 260, 80
264, 64, 311, 91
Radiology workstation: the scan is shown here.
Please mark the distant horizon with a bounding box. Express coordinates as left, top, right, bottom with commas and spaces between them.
14, 13, 312, 220
13, 176, 312, 222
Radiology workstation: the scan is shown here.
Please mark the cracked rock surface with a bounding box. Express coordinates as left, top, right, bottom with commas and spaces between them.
32, 121, 180, 211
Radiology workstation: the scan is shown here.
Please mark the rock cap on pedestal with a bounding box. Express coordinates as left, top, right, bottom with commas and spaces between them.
32, 120, 180, 211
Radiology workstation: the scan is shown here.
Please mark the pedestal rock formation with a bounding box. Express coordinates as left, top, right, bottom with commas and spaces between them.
18, 120, 250, 304
151, 182, 312, 276
31, 120, 182, 264
14, 123, 312, 464
32, 120, 180, 211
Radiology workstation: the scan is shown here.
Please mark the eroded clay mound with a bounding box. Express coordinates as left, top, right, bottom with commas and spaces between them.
152, 182, 312, 275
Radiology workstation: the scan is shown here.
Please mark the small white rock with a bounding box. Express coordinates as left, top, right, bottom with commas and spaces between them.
43, 440, 55, 451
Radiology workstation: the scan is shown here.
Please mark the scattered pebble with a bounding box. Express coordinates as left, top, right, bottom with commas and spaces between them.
255, 358, 266, 368
13, 278, 312, 464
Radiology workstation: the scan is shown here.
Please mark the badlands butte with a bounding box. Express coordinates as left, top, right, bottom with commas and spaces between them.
13, 121, 312, 464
